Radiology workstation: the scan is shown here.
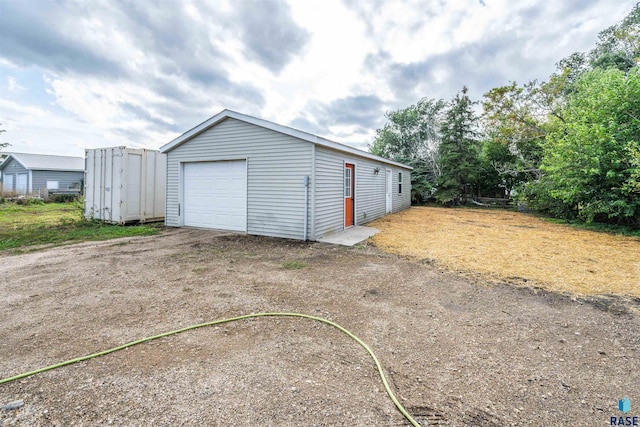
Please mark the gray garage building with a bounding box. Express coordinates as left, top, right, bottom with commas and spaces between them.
160, 110, 411, 241
0, 152, 84, 196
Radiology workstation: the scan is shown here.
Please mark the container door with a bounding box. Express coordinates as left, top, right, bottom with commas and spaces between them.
124, 153, 142, 221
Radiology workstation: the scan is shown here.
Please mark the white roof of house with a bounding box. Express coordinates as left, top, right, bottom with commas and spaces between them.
160, 109, 412, 170
0, 152, 84, 172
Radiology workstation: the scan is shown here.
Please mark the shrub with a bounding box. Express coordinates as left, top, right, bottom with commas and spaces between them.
48, 193, 80, 203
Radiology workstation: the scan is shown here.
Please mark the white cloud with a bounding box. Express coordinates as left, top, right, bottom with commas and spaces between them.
262, 0, 375, 121
1, 98, 116, 155
0, 0, 636, 156
7, 76, 25, 91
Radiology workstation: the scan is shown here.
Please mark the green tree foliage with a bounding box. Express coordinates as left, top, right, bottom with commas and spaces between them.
370, 98, 446, 203
557, 3, 639, 85
589, 4, 639, 72
368, 3, 639, 225
477, 138, 524, 197
520, 4, 640, 226
0, 125, 9, 152
480, 73, 574, 196
482, 82, 547, 181
483, 4, 639, 221
528, 68, 640, 224
435, 87, 481, 204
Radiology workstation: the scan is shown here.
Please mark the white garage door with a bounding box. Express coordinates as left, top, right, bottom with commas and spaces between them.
3, 174, 13, 192
183, 160, 246, 231
16, 173, 28, 194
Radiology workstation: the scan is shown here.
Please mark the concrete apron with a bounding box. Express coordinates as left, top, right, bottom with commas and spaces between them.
316, 226, 379, 246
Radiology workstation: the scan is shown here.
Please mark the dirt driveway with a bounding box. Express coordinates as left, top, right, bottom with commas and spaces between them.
1, 229, 638, 426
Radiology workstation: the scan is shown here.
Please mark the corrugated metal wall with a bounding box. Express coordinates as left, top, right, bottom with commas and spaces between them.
85, 147, 166, 224
166, 118, 313, 240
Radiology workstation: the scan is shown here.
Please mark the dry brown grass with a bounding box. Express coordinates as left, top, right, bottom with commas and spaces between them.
370, 206, 640, 297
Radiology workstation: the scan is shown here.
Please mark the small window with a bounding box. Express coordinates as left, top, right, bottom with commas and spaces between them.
344, 167, 351, 198
46, 180, 59, 190
398, 172, 403, 194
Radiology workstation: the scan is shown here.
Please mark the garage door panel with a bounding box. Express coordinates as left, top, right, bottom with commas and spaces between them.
183, 161, 246, 231
4, 174, 14, 192
16, 173, 28, 194
230, 197, 245, 209
231, 177, 245, 190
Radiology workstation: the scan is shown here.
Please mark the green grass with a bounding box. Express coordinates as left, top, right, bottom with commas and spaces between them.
0, 201, 159, 251
282, 260, 307, 270
542, 217, 640, 238
0, 201, 80, 227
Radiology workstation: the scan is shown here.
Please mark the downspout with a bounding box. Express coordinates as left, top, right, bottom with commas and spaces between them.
303, 175, 309, 241
310, 144, 316, 240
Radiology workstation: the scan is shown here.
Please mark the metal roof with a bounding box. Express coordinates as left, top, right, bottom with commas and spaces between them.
0, 152, 84, 172
160, 109, 412, 170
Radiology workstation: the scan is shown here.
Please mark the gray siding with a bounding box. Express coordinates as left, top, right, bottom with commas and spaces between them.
166, 118, 313, 240
354, 157, 388, 225
32, 170, 84, 195
1, 158, 83, 195
394, 169, 412, 212
312, 146, 412, 239
314, 147, 344, 238
0, 158, 28, 192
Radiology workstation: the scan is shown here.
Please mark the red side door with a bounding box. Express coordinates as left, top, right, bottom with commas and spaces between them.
345, 163, 355, 227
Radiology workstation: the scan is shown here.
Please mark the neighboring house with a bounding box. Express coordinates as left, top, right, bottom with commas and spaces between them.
0, 152, 84, 196
160, 109, 412, 241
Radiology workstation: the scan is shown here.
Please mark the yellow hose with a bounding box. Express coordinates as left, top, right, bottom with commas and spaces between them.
0, 312, 421, 427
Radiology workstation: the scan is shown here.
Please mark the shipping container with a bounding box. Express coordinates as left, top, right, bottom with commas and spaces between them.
84, 147, 166, 224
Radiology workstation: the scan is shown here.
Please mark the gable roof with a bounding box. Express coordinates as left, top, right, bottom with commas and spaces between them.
0, 152, 84, 172
160, 109, 412, 170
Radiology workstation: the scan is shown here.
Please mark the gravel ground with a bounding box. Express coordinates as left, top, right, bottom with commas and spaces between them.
0, 228, 638, 426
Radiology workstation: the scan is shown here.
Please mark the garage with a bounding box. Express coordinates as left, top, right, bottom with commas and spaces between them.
182, 160, 246, 231
162, 109, 412, 240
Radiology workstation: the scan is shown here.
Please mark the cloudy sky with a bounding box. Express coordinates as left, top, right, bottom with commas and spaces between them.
0, 0, 635, 157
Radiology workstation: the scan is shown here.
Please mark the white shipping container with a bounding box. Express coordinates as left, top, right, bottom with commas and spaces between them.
84, 147, 166, 224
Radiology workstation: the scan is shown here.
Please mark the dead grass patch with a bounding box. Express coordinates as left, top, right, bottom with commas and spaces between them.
370, 207, 640, 297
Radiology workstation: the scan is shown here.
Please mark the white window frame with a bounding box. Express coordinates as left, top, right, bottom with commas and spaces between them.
344, 166, 351, 198
46, 180, 59, 190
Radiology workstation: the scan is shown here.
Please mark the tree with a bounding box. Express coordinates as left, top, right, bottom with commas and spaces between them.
477, 137, 526, 198
370, 98, 446, 203
556, 3, 639, 85
0, 124, 9, 155
531, 68, 640, 225
588, 3, 639, 73
370, 98, 445, 160
481, 76, 570, 180
435, 87, 481, 204
514, 3, 639, 223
